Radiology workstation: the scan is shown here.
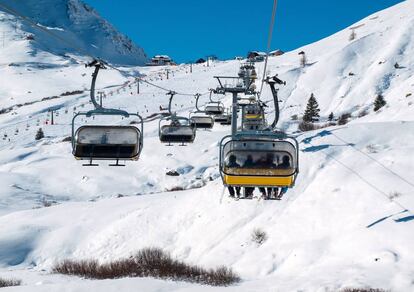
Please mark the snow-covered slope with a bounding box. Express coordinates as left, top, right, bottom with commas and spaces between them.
0, 1, 414, 292
0, 0, 147, 66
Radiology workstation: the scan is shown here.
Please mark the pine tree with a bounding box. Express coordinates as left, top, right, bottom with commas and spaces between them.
374, 94, 386, 111
303, 93, 320, 122
35, 128, 44, 140
328, 112, 334, 121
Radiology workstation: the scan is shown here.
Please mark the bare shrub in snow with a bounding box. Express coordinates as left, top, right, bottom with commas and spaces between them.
251, 228, 268, 245
338, 113, 351, 125
61, 136, 72, 142
341, 288, 388, 292
365, 144, 378, 154
358, 109, 369, 118
41, 197, 54, 207
166, 186, 184, 192
53, 247, 240, 286
389, 191, 402, 200
0, 278, 21, 288
299, 121, 318, 132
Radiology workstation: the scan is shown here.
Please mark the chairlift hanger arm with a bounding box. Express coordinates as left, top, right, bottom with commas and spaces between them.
167, 91, 177, 115
86, 60, 112, 111
195, 93, 202, 112
209, 89, 214, 103
265, 75, 286, 129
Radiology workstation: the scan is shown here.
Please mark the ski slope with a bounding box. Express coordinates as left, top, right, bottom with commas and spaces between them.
0, 1, 414, 291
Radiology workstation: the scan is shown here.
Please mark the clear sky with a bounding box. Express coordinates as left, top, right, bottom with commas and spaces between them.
83, 0, 404, 63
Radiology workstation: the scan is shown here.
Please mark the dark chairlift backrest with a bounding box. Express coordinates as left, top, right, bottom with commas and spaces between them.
73, 125, 141, 160
219, 133, 299, 181
222, 138, 298, 176
205, 103, 224, 115
189, 114, 214, 129
159, 116, 196, 144
214, 114, 231, 124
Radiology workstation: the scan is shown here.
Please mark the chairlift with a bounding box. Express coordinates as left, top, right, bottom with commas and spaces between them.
220, 133, 299, 188
242, 102, 267, 131
204, 90, 225, 115
238, 62, 258, 81
189, 113, 214, 129
214, 108, 232, 125
159, 116, 196, 145
216, 74, 299, 192
71, 60, 144, 166
189, 93, 214, 129
159, 91, 196, 145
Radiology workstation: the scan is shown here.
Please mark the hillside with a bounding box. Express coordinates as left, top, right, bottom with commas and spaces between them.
0, 1, 413, 291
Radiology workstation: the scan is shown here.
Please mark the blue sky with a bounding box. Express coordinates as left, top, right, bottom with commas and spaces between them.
83, 0, 404, 63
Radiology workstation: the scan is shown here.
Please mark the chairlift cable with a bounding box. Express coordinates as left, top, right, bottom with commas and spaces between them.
330, 132, 414, 190
258, 0, 278, 98
305, 140, 413, 215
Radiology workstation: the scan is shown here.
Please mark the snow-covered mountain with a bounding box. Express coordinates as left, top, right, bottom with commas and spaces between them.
0, 0, 147, 66
0, 1, 413, 292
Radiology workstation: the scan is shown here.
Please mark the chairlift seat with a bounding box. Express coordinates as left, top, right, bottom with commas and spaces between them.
190, 115, 214, 129
205, 103, 224, 115
214, 114, 231, 124
220, 135, 298, 187
160, 125, 195, 143
73, 125, 141, 160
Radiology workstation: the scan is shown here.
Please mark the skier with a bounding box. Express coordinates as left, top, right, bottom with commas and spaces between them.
258, 153, 278, 199
243, 154, 255, 198
227, 154, 241, 198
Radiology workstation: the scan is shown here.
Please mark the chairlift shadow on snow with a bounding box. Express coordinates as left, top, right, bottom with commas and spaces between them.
394, 215, 414, 223
301, 129, 340, 144
366, 209, 409, 228
301, 143, 354, 153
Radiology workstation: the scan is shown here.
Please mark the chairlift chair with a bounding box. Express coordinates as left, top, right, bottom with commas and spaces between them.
219, 133, 299, 188
159, 115, 196, 145
159, 91, 196, 145
71, 60, 144, 166
215, 73, 298, 190
73, 114, 143, 166
242, 103, 267, 131
189, 112, 214, 129
204, 102, 225, 115
188, 93, 215, 129
204, 90, 226, 115
214, 108, 232, 125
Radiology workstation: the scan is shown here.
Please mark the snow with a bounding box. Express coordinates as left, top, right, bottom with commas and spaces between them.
0, 0, 414, 291
0, 0, 147, 66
